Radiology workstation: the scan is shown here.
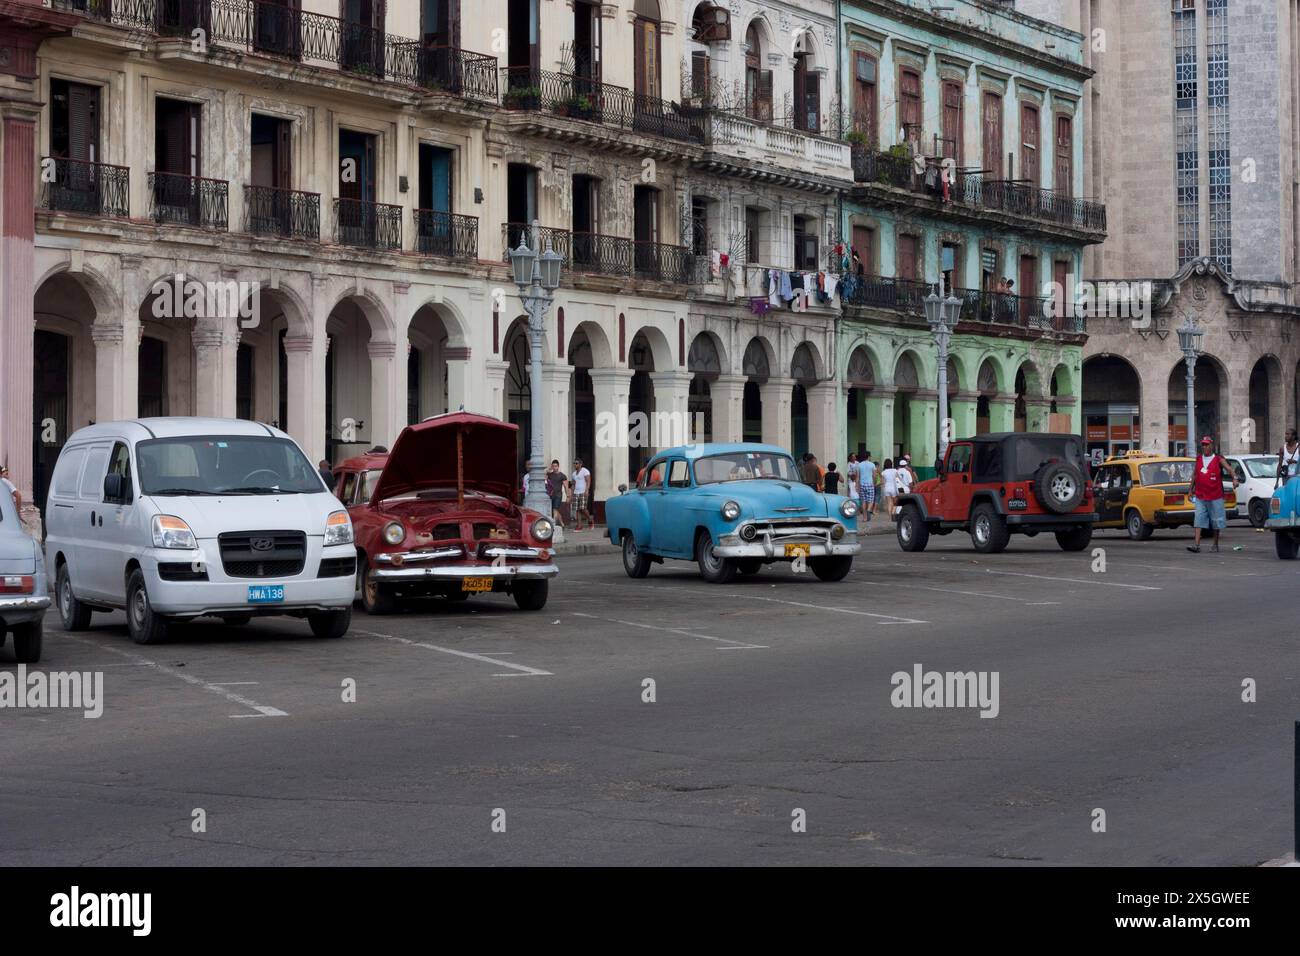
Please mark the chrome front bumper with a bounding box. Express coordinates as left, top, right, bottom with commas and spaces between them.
372, 562, 559, 582
0, 596, 51, 614
714, 529, 860, 559
372, 545, 548, 566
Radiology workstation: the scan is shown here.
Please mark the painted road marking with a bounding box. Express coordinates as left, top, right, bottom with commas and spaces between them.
572, 612, 767, 649
979, 569, 1160, 590
884, 581, 1039, 604
586, 579, 927, 624
352, 628, 553, 677
65, 637, 288, 718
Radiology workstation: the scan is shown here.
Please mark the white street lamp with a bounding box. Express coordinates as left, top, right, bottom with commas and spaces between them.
1177, 316, 1204, 454
926, 279, 963, 461
508, 220, 564, 516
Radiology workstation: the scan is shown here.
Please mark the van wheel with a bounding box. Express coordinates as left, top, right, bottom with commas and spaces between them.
512, 580, 549, 611
810, 556, 853, 581
1275, 532, 1299, 560
970, 504, 1009, 554
1125, 510, 1154, 540
358, 557, 397, 614
126, 569, 170, 645
1055, 525, 1093, 551
696, 530, 736, 583
56, 563, 92, 631
308, 607, 351, 638
1249, 499, 1269, 528
11, 620, 42, 663
896, 505, 930, 552
622, 534, 652, 578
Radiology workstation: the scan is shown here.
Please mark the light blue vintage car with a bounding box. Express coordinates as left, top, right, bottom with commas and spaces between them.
0, 487, 49, 662
605, 443, 861, 582
1265, 470, 1300, 558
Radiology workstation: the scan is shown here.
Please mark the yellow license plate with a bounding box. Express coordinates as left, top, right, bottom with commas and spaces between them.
784, 544, 811, 558
462, 576, 494, 592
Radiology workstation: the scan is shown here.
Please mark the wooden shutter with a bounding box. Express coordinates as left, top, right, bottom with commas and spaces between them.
982, 92, 1002, 177
275, 117, 292, 190
805, 71, 820, 133
363, 133, 376, 201
633, 19, 645, 96
853, 53, 877, 144
1055, 114, 1073, 195
852, 225, 873, 274
899, 68, 921, 142
898, 234, 918, 280
691, 50, 709, 100
1053, 259, 1069, 318
1021, 103, 1040, 187
756, 69, 773, 121
941, 80, 962, 161
793, 57, 806, 129
1018, 254, 1037, 299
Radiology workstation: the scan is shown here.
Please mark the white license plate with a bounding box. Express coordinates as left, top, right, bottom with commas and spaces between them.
247, 584, 285, 604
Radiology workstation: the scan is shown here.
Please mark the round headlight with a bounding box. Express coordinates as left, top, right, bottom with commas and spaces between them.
739, 523, 758, 541
721, 500, 741, 521
831, 523, 845, 540
382, 520, 405, 545
840, 499, 859, 518
531, 517, 554, 541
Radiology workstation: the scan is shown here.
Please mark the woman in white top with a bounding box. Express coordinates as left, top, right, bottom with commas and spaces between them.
1278, 428, 1300, 487
845, 454, 860, 501
881, 458, 899, 514
897, 456, 913, 494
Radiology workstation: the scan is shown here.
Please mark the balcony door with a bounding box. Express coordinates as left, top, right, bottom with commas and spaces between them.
941, 80, 962, 162
633, 185, 659, 276
572, 174, 600, 268
1021, 103, 1040, 188
981, 92, 1003, 178
50, 79, 102, 214
155, 97, 201, 223
156, 0, 210, 36
1018, 254, 1038, 322
898, 67, 921, 147
507, 0, 539, 76
897, 234, 919, 282
418, 144, 453, 252
792, 53, 819, 133
254, 0, 301, 59
852, 53, 877, 145
1055, 114, 1073, 195
250, 113, 294, 234
420, 0, 460, 89
341, 0, 385, 77
338, 129, 377, 245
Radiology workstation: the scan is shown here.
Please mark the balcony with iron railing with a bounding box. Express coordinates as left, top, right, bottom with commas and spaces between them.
849, 144, 1107, 236
149, 170, 228, 229
245, 184, 319, 240
38, 157, 130, 218
499, 67, 701, 144
334, 197, 402, 250
54, 0, 498, 103
500, 223, 693, 285
414, 209, 478, 260
501, 222, 572, 263
841, 275, 1085, 336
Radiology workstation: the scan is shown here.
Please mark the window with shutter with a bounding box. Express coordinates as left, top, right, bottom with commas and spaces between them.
899, 68, 921, 143
1021, 103, 1040, 187
756, 70, 773, 121
982, 92, 1002, 177
804, 71, 820, 133
1055, 114, 1073, 195
691, 50, 710, 101
897, 234, 918, 280
853, 53, 877, 144
941, 81, 962, 161
852, 225, 874, 275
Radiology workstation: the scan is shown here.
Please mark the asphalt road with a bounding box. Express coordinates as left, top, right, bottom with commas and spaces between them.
2, 519, 1296, 866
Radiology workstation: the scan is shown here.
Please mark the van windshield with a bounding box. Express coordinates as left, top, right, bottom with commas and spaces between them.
137, 436, 324, 496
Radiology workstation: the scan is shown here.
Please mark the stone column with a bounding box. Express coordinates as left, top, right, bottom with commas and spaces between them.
483, 360, 510, 420
367, 340, 402, 449
1025, 397, 1053, 434
909, 388, 939, 472
709, 374, 747, 444
192, 322, 239, 418
589, 367, 633, 500
649, 369, 694, 449
91, 323, 132, 423
988, 392, 1017, 432
1273, 362, 1295, 451
445, 349, 472, 414
1138, 361, 1171, 454
540, 363, 572, 472
1053, 395, 1080, 436
950, 389, 979, 441
1221, 359, 1252, 454
760, 376, 795, 450
282, 333, 324, 461
864, 386, 895, 460
806, 381, 841, 463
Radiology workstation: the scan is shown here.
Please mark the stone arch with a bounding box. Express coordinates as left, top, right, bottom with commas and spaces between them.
790, 340, 824, 383
846, 345, 877, 388
1051, 362, 1077, 398
688, 328, 727, 376
406, 294, 470, 350
34, 259, 121, 319
1247, 353, 1284, 453
743, 14, 777, 56
975, 354, 1006, 395
1166, 352, 1230, 453
329, 286, 396, 344
742, 335, 776, 381
1015, 358, 1045, 400
893, 351, 922, 390
626, 323, 673, 371
567, 319, 614, 368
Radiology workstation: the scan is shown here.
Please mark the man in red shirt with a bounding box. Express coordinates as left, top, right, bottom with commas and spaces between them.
1186, 435, 1236, 553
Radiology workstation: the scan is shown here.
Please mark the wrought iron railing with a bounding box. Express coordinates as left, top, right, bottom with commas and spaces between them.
414, 209, 478, 259
499, 67, 701, 144
245, 184, 319, 240
416, 45, 498, 102
634, 241, 695, 284
149, 170, 228, 229
501, 224, 693, 283
52, 0, 157, 30
956, 175, 1106, 232
501, 222, 571, 263
851, 145, 915, 189
39, 157, 130, 218
841, 274, 932, 314
571, 232, 633, 277
334, 197, 401, 250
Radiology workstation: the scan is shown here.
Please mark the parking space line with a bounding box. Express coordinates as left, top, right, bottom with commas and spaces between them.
978, 569, 1159, 590
351, 628, 553, 676
586, 579, 928, 624
884, 581, 1037, 603
65, 637, 288, 718
572, 612, 767, 649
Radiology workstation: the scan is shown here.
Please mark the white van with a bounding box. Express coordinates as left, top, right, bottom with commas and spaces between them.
45, 418, 355, 643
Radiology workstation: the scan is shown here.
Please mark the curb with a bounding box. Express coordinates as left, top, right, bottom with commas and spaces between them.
555, 542, 620, 557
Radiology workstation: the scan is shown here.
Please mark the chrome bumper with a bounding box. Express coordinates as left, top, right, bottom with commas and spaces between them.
372, 562, 559, 582
714, 530, 860, 559
372, 545, 548, 565
0, 596, 51, 613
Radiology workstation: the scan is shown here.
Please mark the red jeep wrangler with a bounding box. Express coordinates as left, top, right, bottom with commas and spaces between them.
894, 432, 1096, 554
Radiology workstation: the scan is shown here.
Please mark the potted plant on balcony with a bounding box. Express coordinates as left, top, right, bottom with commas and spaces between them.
503, 85, 541, 109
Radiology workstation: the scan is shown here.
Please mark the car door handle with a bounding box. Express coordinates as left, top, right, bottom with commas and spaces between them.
90, 510, 96, 526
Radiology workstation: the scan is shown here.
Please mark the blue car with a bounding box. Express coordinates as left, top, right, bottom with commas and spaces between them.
605, 443, 861, 583
1265, 474, 1300, 558
0, 488, 49, 662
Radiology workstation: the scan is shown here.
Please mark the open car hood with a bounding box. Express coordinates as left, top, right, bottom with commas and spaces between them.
370, 413, 519, 506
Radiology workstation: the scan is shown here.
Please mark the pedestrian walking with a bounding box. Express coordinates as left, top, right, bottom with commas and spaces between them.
0, 465, 18, 511
845, 454, 860, 502
1277, 428, 1300, 488
1186, 436, 1235, 553
802, 453, 823, 491
571, 458, 592, 531
823, 463, 841, 495
881, 458, 899, 515
897, 455, 913, 495
317, 460, 334, 491
858, 452, 877, 519
546, 459, 569, 529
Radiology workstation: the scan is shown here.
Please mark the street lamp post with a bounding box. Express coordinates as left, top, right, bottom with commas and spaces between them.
924, 272, 964, 462
1176, 317, 1204, 455
509, 220, 564, 516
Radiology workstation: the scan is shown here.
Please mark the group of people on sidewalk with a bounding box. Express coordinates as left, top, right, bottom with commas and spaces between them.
522, 459, 593, 533
1186, 430, 1300, 552
800, 450, 917, 526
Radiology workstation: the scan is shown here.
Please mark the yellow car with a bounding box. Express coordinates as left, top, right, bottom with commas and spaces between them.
1092, 451, 1237, 540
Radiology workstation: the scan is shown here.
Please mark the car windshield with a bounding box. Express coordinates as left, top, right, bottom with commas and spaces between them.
1140, 461, 1194, 485
137, 436, 324, 495
693, 452, 801, 484
1244, 457, 1278, 479
1010, 436, 1087, 480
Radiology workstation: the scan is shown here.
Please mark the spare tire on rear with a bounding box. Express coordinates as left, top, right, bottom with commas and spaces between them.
1034, 461, 1086, 514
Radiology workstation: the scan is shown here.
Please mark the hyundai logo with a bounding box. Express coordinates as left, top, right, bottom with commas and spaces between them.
250, 536, 275, 552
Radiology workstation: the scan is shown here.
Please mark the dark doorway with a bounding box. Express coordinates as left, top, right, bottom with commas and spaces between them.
138, 337, 168, 418
33, 330, 70, 518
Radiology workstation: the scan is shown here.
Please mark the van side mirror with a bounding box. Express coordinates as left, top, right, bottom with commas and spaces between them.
103, 473, 126, 503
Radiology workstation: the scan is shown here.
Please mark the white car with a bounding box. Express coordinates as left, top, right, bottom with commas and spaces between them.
45, 418, 355, 644
1224, 454, 1280, 527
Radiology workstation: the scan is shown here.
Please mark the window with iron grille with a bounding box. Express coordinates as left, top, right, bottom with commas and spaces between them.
1206, 0, 1231, 273
1173, 5, 1199, 265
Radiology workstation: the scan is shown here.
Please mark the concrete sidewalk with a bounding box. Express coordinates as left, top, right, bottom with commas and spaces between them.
551, 513, 895, 557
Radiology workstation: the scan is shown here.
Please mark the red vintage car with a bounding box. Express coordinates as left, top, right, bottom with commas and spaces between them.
333, 412, 558, 612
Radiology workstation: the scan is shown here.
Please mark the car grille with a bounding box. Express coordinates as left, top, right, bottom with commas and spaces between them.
218, 530, 306, 578
472, 522, 498, 539
317, 556, 357, 579
430, 523, 460, 540
158, 562, 208, 582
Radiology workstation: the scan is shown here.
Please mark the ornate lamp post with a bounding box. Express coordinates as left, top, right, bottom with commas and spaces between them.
509, 220, 563, 515
924, 280, 964, 461
1176, 316, 1204, 455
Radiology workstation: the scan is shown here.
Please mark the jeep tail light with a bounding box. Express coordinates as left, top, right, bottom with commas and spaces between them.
1, 575, 34, 594
1013, 487, 1025, 499
1164, 493, 1185, 507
